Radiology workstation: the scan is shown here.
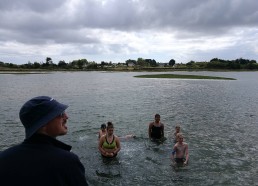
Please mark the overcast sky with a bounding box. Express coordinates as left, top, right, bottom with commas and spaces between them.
1, 0, 258, 64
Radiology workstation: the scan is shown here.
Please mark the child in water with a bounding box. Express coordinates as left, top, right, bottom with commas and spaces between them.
98, 124, 107, 139
173, 125, 181, 143
171, 133, 189, 166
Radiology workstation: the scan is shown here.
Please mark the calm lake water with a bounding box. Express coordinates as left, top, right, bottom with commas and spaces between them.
0, 71, 258, 186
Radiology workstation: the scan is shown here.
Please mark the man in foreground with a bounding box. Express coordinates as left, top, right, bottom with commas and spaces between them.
0, 96, 88, 186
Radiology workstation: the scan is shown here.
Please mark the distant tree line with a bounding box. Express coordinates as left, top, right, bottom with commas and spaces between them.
183, 58, 258, 70
125, 58, 176, 67
0, 58, 97, 70
0, 57, 257, 70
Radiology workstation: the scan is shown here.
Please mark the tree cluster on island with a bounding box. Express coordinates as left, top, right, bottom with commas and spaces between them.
0, 57, 257, 70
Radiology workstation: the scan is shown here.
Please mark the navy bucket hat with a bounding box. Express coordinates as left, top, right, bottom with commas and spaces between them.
19, 96, 68, 139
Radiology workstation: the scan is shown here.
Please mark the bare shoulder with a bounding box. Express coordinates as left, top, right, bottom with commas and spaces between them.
183, 142, 188, 147
98, 130, 102, 135
173, 144, 177, 149
114, 135, 120, 141
99, 135, 106, 142
174, 142, 179, 148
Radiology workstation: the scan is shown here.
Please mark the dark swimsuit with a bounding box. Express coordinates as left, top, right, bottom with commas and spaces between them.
150, 124, 163, 139
174, 158, 186, 164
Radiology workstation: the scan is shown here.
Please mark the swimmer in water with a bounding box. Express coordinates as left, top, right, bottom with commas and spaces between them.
148, 114, 164, 141
173, 125, 181, 143
118, 134, 136, 140
98, 122, 121, 158
98, 123, 107, 139
171, 133, 189, 166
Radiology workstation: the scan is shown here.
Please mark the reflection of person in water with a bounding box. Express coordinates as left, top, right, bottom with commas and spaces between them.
98, 122, 121, 158
98, 123, 107, 139
148, 114, 164, 140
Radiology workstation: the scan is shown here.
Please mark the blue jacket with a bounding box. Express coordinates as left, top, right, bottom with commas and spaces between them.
0, 133, 88, 186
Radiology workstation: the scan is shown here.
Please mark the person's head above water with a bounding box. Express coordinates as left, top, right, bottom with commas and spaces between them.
101, 123, 106, 130
154, 113, 160, 122
175, 125, 181, 133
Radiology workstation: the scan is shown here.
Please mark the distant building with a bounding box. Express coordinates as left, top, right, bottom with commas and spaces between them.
158, 63, 168, 67
127, 62, 135, 67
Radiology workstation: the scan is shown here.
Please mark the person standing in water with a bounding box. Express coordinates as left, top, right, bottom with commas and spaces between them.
171, 133, 189, 166
98, 122, 121, 158
98, 123, 107, 139
173, 125, 181, 143
148, 114, 164, 140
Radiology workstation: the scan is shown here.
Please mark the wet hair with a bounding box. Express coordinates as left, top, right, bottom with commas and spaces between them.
176, 133, 183, 139
175, 125, 180, 129
155, 114, 160, 118
107, 121, 114, 129
101, 123, 106, 129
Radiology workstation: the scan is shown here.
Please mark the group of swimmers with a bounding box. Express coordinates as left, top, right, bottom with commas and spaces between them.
97, 114, 189, 166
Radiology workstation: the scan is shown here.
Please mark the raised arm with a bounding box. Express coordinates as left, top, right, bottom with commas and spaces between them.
98, 131, 101, 139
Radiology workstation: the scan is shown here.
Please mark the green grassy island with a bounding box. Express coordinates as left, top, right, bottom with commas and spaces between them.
134, 74, 236, 80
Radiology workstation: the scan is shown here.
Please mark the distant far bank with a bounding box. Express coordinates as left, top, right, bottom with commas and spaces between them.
0, 67, 258, 74
1, 57, 258, 71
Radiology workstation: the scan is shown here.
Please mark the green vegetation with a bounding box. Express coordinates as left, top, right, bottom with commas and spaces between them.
0, 57, 258, 71
134, 74, 236, 80
0, 72, 50, 74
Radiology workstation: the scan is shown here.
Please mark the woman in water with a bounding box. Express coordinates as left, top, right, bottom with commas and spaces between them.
148, 114, 164, 141
98, 122, 121, 158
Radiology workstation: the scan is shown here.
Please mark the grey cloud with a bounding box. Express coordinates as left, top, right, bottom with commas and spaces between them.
69, 0, 258, 33
132, 0, 258, 34
1, 0, 258, 44
0, 0, 64, 12
1, 0, 258, 64
2, 0, 258, 29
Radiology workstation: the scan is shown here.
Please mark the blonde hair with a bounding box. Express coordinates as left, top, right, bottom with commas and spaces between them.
176, 133, 183, 139
175, 125, 180, 129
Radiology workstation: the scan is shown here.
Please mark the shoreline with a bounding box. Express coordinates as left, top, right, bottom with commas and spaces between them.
1, 67, 258, 74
